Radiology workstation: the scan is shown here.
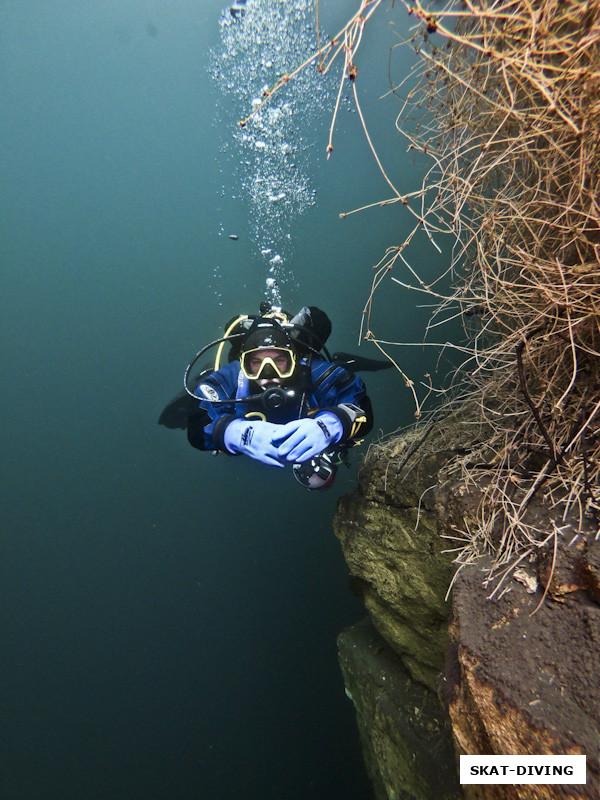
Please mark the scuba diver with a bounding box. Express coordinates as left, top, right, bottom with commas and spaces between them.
159, 304, 390, 490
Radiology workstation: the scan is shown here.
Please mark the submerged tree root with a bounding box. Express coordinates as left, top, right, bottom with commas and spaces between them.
371, 0, 600, 587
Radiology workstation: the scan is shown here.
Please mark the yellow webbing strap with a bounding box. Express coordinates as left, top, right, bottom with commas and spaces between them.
350, 415, 367, 439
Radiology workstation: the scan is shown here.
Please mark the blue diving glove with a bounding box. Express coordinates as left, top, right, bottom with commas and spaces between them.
223, 419, 287, 467
276, 413, 343, 463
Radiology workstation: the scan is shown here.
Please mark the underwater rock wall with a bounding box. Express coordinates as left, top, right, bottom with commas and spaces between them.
338, 617, 460, 800
334, 425, 600, 800
334, 426, 463, 800
444, 556, 600, 800
334, 429, 459, 691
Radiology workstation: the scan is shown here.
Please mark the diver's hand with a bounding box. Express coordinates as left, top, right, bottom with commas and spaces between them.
223, 419, 287, 467
276, 413, 343, 463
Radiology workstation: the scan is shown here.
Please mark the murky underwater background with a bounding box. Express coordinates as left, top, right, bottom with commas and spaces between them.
1, 2, 454, 798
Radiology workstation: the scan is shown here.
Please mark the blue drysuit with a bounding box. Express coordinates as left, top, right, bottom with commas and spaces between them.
190, 356, 373, 453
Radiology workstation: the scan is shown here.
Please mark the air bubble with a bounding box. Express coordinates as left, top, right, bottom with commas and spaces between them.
210, 0, 333, 301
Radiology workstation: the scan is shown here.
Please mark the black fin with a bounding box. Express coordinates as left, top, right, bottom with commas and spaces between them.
331, 351, 393, 372
158, 372, 207, 429
158, 390, 199, 429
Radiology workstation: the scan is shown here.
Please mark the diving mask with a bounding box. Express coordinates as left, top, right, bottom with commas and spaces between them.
240, 347, 296, 380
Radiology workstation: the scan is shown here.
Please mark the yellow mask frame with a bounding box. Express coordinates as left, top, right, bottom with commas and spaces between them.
240, 347, 297, 380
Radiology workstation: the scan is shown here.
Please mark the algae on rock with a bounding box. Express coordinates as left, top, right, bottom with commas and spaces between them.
334, 423, 467, 691
338, 617, 460, 800
334, 422, 470, 800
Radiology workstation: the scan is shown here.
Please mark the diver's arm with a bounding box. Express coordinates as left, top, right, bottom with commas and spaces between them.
192, 364, 291, 463
320, 397, 374, 442
312, 364, 374, 443
191, 365, 240, 451
276, 414, 344, 463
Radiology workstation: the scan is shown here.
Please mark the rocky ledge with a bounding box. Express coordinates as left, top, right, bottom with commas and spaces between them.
334, 423, 600, 800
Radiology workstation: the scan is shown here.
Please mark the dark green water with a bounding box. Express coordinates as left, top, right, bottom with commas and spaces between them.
1, 2, 451, 798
